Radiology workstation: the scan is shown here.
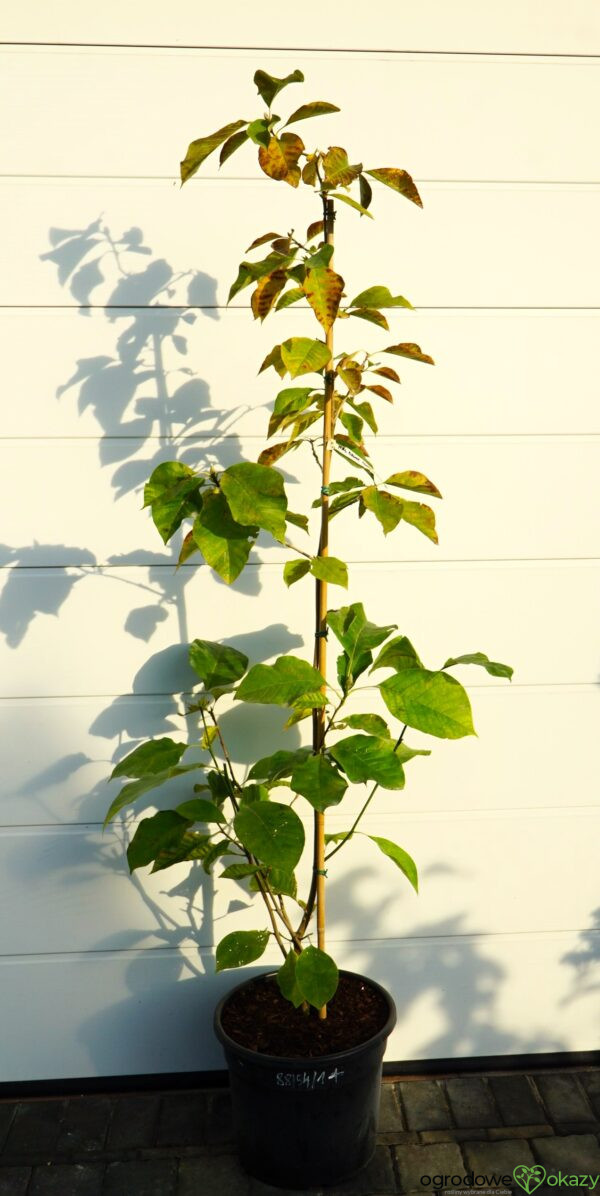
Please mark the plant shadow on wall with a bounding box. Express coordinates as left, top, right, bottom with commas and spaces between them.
561, 906, 600, 1007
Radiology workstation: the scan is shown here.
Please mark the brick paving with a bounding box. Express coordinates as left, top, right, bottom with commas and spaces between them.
0, 1067, 598, 1194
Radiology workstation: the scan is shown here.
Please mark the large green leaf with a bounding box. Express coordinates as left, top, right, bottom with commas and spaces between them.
330, 734, 405, 790
284, 101, 340, 126
181, 120, 247, 183
385, 471, 442, 498
192, 491, 257, 583
216, 929, 270, 972
290, 753, 347, 812
248, 747, 312, 784
188, 638, 249, 690
175, 798, 227, 825
327, 603, 396, 690
104, 766, 199, 826
367, 836, 419, 893
295, 946, 339, 1009
338, 712, 391, 738
383, 342, 434, 365
220, 462, 287, 542
143, 461, 202, 544
254, 68, 304, 109
371, 635, 423, 674
234, 801, 305, 870
127, 810, 190, 873
442, 652, 513, 681
365, 168, 423, 208
276, 950, 304, 1007
150, 831, 213, 873
323, 146, 362, 188
350, 286, 412, 309
361, 486, 404, 535
236, 656, 326, 708
283, 558, 311, 588
280, 337, 331, 378
380, 668, 476, 739
302, 267, 344, 332
310, 556, 348, 588
111, 737, 186, 780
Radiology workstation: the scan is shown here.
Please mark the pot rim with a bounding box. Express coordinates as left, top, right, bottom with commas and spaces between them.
213, 967, 397, 1067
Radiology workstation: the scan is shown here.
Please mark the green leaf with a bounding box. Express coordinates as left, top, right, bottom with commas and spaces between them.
442, 652, 513, 681
400, 499, 439, 544
339, 410, 363, 445
105, 766, 200, 826
206, 771, 232, 803
276, 950, 304, 1007
240, 783, 270, 804
181, 120, 247, 183
275, 286, 305, 311
284, 558, 311, 587
175, 798, 227, 825
127, 810, 190, 873
337, 361, 363, 394
302, 267, 344, 332
259, 343, 286, 377
192, 491, 257, 583
371, 634, 423, 674
350, 286, 413, 310
220, 461, 288, 543
258, 133, 304, 187
254, 68, 304, 109
348, 307, 389, 330
268, 386, 314, 437
339, 713, 391, 738
250, 866, 297, 899
202, 840, 235, 874
329, 192, 374, 219
361, 486, 404, 535
216, 929, 270, 972
307, 243, 334, 269
248, 748, 312, 784
330, 734, 405, 790
236, 656, 326, 709
348, 399, 376, 434
143, 461, 202, 544
220, 863, 261, 880
365, 168, 423, 208
385, 471, 442, 499
359, 174, 373, 209
367, 836, 419, 893
219, 127, 249, 165
189, 638, 249, 689
327, 603, 396, 690
280, 336, 331, 378
247, 118, 272, 147
284, 101, 340, 126
295, 946, 339, 1009
234, 801, 305, 871
383, 342, 434, 365
323, 146, 362, 188
150, 830, 212, 873
290, 753, 347, 812
111, 737, 186, 780
380, 668, 476, 739
286, 510, 309, 533
310, 556, 348, 588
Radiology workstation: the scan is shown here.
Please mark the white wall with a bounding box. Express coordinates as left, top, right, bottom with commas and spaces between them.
1, 2, 599, 1081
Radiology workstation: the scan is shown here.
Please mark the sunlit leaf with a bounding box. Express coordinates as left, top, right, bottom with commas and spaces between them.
234, 800, 305, 870
236, 655, 326, 708
310, 556, 348, 588
330, 734, 405, 790
246, 231, 282, 252
302, 155, 319, 187
143, 461, 202, 544
220, 461, 287, 542
326, 603, 395, 690
275, 285, 305, 310
350, 286, 412, 310
381, 668, 476, 738
306, 219, 324, 241
181, 120, 246, 183
178, 530, 199, 567
259, 343, 286, 377
323, 146, 362, 188
280, 336, 331, 378
111, 737, 187, 780
400, 499, 438, 544
385, 471, 442, 499
348, 307, 389, 330
247, 118, 272, 147
268, 387, 313, 437
383, 342, 434, 365
285, 100, 340, 126
367, 836, 418, 892
361, 486, 404, 535
337, 362, 363, 394
216, 929, 270, 972
329, 192, 374, 219
338, 712, 390, 738
371, 634, 423, 674
302, 267, 344, 332
258, 133, 304, 186
104, 766, 199, 826
307, 243, 334, 269
350, 399, 377, 433
251, 269, 287, 320
284, 558, 311, 587
365, 383, 394, 403
372, 365, 400, 383
365, 167, 423, 207
290, 753, 347, 812
442, 652, 513, 681
219, 128, 249, 165
254, 68, 304, 109
248, 747, 311, 784
189, 637, 249, 689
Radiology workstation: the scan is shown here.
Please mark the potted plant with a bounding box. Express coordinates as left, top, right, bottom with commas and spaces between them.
104, 67, 512, 1189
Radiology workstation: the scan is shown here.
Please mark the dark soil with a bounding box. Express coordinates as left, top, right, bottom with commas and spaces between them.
220, 972, 390, 1058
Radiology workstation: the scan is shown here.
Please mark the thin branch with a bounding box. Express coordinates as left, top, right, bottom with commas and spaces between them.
325, 725, 408, 861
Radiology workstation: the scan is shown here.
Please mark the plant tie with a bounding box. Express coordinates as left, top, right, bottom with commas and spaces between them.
315, 628, 328, 639
315, 868, 328, 877
320, 485, 330, 495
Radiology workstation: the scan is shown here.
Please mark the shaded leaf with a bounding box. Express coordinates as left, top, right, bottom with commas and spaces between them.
365, 383, 394, 403
104, 766, 198, 826
361, 486, 404, 535
339, 410, 363, 445
127, 810, 190, 873
302, 267, 344, 332
307, 243, 334, 269
178, 530, 199, 567
257, 439, 300, 467
234, 801, 305, 870
368, 836, 419, 892
350, 286, 412, 309
295, 946, 339, 1008
285, 509, 309, 532
386, 470, 442, 498
221, 863, 261, 880
330, 734, 405, 790
237, 655, 326, 709
383, 342, 434, 365
350, 399, 377, 433
189, 638, 249, 689
365, 167, 423, 207
280, 336, 331, 378
442, 652, 513, 681
151, 830, 212, 873
176, 798, 227, 825
276, 950, 304, 1008
284, 558, 311, 587
380, 668, 476, 738
290, 753, 347, 812
219, 128, 249, 165
372, 365, 400, 383
247, 118, 272, 147
306, 219, 324, 240
181, 120, 246, 183
337, 362, 363, 394
202, 840, 236, 874
359, 174, 373, 209
216, 929, 270, 972
338, 712, 391, 738
254, 68, 304, 109
220, 461, 287, 542
323, 146, 362, 188
246, 231, 282, 252
248, 747, 312, 784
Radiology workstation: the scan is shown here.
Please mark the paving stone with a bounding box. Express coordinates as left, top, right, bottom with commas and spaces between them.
488, 1076, 545, 1127
249, 1181, 320, 1196
327, 1145, 397, 1194
55, 1096, 111, 1154
445, 1079, 499, 1129
103, 1158, 178, 1196
155, 1091, 210, 1147
29, 1162, 103, 1194
395, 1141, 465, 1193
206, 1090, 234, 1146
580, 1070, 600, 1118
463, 1138, 534, 1177
179, 1154, 250, 1195
0, 1167, 32, 1195
534, 1074, 594, 1125
487, 1125, 553, 1140
379, 1084, 405, 1133
106, 1093, 160, 1151
399, 1081, 453, 1131
0, 1105, 18, 1154
531, 1133, 600, 1175
4, 1102, 65, 1157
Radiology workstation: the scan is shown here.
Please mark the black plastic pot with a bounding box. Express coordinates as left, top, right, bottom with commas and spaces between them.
214, 969, 396, 1189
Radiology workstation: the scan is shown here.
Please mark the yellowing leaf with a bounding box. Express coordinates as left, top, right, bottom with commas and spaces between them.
180, 120, 246, 183
366, 168, 423, 208
361, 486, 404, 535
401, 500, 439, 544
251, 270, 287, 321
285, 101, 340, 126
302, 267, 344, 332
365, 383, 394, 403
386, 471, 442, 499
306, 219, 324, 241
280, 337, 331, 378
349, 307, 389, 331
323, 146, 362, 188
384, 342, 435, 365
219, 128, 249, 166
258, 134, 304, 187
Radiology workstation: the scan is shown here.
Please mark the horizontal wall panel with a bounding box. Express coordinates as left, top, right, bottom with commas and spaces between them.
3, 49, 600, 181
2, 436, 598, 565
2, 686, 598, 827
4, 0, 600, 54
0, 562, 596, 697
3, 308, 600, 439
0, 810, 597, 955
5, 180, 600, 309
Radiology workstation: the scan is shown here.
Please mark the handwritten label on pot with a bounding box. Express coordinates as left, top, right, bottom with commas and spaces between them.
276, 1067, 345, 1090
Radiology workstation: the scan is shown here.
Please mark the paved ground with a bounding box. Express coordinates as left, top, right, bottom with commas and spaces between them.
0, 1068, 599, 1194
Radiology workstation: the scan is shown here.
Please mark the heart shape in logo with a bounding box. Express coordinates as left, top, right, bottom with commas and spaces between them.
513, 1165, 547, 1194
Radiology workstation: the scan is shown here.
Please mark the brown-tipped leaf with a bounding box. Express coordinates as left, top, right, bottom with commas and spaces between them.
366, 168, 423, 207
302, 267, 344, 332
323, 146, 362, 188
251, 270, 287, 321
258, 134, 304, 187
384, 342, 435, 365
386, 471, 442, 499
